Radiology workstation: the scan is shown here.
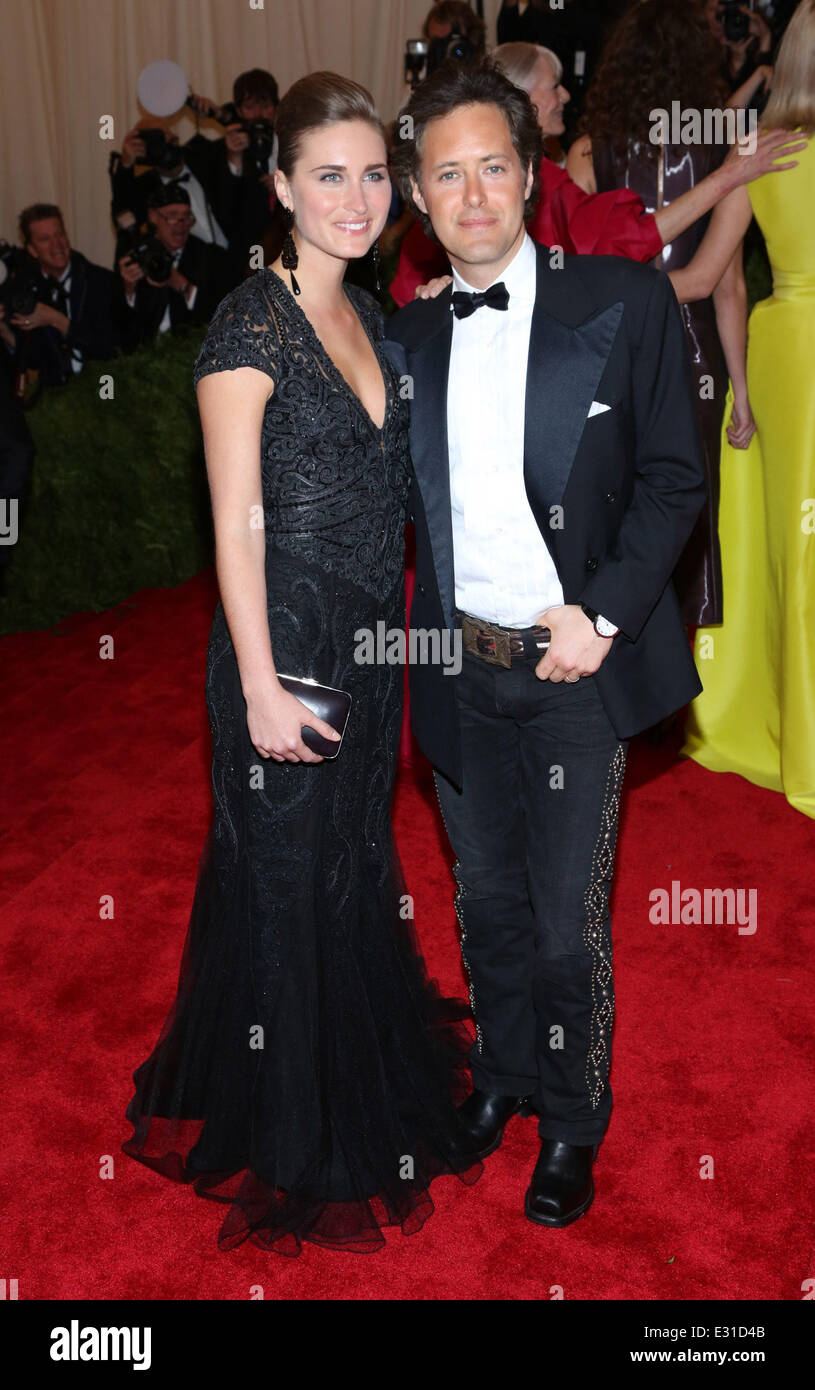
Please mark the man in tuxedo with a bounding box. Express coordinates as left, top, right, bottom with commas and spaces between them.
386, 59, 706, 1227
116, 183, 229, 351
8, 204, 119, 387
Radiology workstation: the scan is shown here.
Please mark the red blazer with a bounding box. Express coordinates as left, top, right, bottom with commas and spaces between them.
389, 155, 663, 307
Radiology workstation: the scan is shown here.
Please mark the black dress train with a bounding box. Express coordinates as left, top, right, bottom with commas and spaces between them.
122, 268, 481, 1255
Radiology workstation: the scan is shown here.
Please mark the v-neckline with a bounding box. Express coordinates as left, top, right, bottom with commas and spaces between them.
266, 267, 390, 437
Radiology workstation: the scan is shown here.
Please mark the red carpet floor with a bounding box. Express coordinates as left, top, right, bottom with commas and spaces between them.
2, 569, 814, 1300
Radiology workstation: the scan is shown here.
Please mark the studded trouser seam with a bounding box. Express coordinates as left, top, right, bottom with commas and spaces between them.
583, 742, 627, 1109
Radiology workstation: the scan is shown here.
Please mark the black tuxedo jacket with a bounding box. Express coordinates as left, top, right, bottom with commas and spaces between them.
115, 234, 229, 352
19, 252, 119, 385
383, 243, 706, 790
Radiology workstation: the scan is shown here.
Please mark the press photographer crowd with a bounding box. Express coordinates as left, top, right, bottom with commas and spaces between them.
0, 0, 806, 632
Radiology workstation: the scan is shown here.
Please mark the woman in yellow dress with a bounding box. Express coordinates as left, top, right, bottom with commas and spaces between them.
672, 0, 815, 819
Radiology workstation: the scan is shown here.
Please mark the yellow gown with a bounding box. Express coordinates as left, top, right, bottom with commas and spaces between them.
682, 133, 815, 818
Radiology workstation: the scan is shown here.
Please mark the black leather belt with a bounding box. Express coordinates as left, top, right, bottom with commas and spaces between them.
457, 610, 551, 670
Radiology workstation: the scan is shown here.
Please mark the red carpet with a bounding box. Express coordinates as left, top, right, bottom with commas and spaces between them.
2, 569, 813, 1300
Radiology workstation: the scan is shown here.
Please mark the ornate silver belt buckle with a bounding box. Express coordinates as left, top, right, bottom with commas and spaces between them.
462, 615, 511, 669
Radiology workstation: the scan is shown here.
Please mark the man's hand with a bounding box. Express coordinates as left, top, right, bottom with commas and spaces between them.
11, 301, 63, 332
162, 266, 194, 299
188, 92, 217, 117
534, 604, 615, 683
118, 254, 144, 291
225, 123, 249, 171
120, 127, 147, 169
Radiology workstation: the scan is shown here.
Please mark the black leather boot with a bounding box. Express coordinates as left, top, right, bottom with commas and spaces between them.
524, 1138, 598, 1227
457, 1088, 530, 1158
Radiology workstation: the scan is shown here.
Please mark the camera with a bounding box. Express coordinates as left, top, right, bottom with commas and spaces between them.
133, 128, 185, 174
404, 26, 479, 87
720, 1, 752, 43
0, 241, 41, 319
429, 27, 478, 70
194, 99, 276, 177
117, 226, 174, 284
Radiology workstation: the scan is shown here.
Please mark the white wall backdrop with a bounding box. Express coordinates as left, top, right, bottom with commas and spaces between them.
0, 0, 503, 269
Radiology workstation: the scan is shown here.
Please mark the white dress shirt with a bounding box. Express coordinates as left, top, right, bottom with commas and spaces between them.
163, 168, 228, 248
447, 232, 563, 628
53, 262, 83, 373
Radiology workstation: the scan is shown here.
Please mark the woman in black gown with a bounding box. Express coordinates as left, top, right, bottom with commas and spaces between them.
122, 72, 481, 1256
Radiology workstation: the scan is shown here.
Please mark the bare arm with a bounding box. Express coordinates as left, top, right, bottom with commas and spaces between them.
712, 247, 756, 448
727, 63, 772, 111
196, 367, 340, 762
654, 127, 803, 246
198, 367, 276, 697
668, 183, 753, 303
564, 128, 805, 252
565, 134, 595, 193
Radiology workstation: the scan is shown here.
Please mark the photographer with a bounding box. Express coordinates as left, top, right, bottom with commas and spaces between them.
111, 122, 235, 270
423, 1, 486, 52
705, 1, 775, 92
115, 183, 228, 352
3, 205, 118, 389
187, 68, 280, 283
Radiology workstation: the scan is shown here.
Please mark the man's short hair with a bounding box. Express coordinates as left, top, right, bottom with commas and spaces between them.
19, 203, 64, 245
233, 68, 279, 108
391, 58, 543, 238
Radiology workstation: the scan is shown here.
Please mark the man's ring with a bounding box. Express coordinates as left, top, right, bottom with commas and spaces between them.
566, 675, 580, 683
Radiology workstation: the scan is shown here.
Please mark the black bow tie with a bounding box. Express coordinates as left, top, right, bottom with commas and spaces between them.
451, 282, 510, 319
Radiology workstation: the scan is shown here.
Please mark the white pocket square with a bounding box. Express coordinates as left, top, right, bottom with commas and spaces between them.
587, 400, 611, 417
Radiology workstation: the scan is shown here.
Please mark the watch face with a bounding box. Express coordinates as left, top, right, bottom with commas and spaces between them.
595, 615, 618, 637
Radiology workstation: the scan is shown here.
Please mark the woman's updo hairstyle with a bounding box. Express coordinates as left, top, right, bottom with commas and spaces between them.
275, 71, 386, 177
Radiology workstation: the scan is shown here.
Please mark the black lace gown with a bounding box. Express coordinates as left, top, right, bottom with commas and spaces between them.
122, 268, 481, 1255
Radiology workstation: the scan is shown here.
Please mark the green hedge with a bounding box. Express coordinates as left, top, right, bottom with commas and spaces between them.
0, 237, 774, 637
0, 327, 212, 635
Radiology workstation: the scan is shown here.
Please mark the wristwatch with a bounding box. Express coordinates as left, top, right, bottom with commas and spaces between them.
581, 603, 619, 638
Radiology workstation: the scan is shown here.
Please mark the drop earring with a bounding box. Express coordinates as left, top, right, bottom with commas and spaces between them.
281, 206, 300, 296
370, 238, 381, 293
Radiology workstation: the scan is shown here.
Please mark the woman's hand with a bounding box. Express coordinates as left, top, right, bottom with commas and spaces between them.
246, 679, 340, 763
722, 126, 808, 189
414, 275, 453, 300
726, 395, 757, 449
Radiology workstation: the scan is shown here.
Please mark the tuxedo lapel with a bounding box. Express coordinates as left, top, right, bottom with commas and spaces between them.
523, 250, 623, 552
387, 292, 456, 627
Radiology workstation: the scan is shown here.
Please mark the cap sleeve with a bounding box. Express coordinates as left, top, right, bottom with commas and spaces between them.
193, 274, 279, 388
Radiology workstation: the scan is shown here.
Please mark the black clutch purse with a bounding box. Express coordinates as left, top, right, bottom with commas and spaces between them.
276, 674, 352, 759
